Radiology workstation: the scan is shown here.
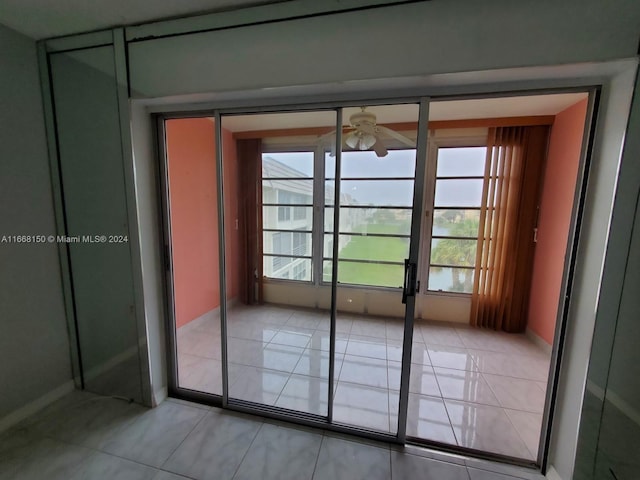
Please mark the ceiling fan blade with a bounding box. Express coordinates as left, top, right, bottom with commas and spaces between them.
372, 139, 388, 157
377, 125, 415, 147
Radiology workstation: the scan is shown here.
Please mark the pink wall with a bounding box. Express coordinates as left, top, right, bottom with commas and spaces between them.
166, 118, 240, 328
527, 99, 588, 344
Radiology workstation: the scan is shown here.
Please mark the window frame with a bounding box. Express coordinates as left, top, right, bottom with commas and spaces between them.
262, 150, 315, 283
421, 133, 489, 296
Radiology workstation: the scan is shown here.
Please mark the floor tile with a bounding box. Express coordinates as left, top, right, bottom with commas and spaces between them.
275, 374, 329, 415
227, 322, 278, 343
504, 409, 542, 459
434, 367, 500, 406
27, 395, 145, 449
418, 323, 465, 348
333, 383, 390, 432
307, 330, 348, 354
403, 393, 457, 444
260, 344, 305, 372
345, 335, 388, 360
387, 362, 441, 396
177, 330, 221, 360
293, 348, 342, 379
286, 312, 322, 330
339, 355, 388, 388
350, 318, 387, 338
0, 437, 92, 480
153, 471, 192, 480
428, 345, 478, 372
482, 374, 546, 413
162, 411, 261, 480
270, 329, 312, 350
390, 450, 469, 480
468, 350, 549, 382
101, 401, 206, 467
177, 354, 222, 395
313, 436, 391, 480
69, 452, 158, 480
233, 423, 322, 480
227, 338, 267, 366
229, 365, 290, 405
385, 319, 405, 340
445, 400, 531, 459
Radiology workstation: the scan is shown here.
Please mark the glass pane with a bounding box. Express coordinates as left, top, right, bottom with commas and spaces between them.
324, 207, 334, 232
434, 179, 484, 207
324, 234, 409, 263
263, 206, 313, 230
264, 257, 312, 280
428, 266, 475, 293
263, 152, 313, 178
432, 209, 480, 237
325, 207, 412, 235
325, 150, 416, 178
264, 231, 312, 257
165, 117, 222, 396
222, 110, 335, 418
436, 147, 487, 177
324, 180, 335, 207
430, 238, 477, 267
340, 180, 414, 207
323, 260, 404, 288
263, 180, 313, 204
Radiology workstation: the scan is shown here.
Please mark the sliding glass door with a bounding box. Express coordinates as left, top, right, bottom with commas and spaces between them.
161, 98, 430, 441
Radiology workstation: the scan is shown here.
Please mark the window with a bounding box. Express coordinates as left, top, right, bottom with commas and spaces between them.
427, 146, 486, 293
263, 152, 313, 281
323, 150, 416, 288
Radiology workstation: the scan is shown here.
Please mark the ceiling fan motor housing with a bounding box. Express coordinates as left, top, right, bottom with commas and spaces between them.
349, 111, 377, 129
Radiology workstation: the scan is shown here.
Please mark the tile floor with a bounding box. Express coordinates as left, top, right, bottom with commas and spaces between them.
176, 304, 551, 461
0, 391, 546, 480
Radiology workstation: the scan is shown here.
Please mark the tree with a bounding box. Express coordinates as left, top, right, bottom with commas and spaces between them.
431, 217, 479, 292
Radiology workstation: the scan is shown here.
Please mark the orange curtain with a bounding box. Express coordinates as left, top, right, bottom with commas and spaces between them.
237, 139, 263, 304
470, 126, 549, 332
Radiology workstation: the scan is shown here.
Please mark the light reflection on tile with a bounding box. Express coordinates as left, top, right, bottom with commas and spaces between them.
275, 374, 329, 416
434, 367, 500, 406
404, 394, 457, 444
428, 345, 479, 371
173, 304, 550, 461
333, 383, 390, 432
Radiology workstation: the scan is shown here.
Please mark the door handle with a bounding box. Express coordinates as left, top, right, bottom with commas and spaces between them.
402, 259, 417, 304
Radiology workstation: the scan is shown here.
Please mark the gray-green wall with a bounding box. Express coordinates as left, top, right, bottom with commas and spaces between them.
0, 24, 71, 422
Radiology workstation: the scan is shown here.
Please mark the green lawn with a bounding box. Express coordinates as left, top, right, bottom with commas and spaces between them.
323, 231, 407, 288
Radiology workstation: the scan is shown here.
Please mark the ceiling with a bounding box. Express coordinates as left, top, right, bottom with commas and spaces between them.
221, 93, 588, 132
0, 0, 290, 40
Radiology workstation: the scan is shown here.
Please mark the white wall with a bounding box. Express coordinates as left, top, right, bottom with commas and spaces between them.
129, 0, 640, 98
0, 24, 72, 426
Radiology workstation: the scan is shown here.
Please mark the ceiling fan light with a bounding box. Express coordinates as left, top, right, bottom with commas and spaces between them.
345, 133, 359, 149
359, 133, 376, 150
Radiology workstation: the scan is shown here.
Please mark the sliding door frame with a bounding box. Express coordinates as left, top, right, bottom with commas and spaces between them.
154, 85, 601, 469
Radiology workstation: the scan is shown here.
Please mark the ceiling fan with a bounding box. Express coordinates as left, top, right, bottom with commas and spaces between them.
319, 107, 415, 157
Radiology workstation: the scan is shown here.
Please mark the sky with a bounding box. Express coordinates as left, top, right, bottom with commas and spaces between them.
264, 147, 486, 207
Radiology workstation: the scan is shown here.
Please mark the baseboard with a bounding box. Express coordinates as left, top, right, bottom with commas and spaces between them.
525, 327, 553, 355
0, 380, 75, 434
81, 345, 140, 384
152, 385, 168, 407
546, 465, 563, 480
